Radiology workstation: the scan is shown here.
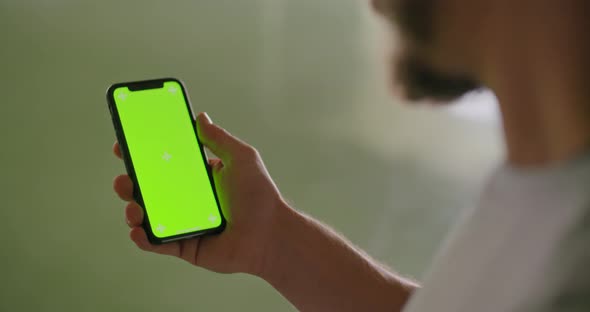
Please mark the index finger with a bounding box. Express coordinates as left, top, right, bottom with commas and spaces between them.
113, 142, 122, 159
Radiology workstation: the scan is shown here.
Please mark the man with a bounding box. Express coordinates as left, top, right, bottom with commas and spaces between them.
113, 0, 590, 311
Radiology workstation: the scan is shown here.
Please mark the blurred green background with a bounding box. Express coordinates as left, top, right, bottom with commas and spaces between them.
0, 0, 501, 311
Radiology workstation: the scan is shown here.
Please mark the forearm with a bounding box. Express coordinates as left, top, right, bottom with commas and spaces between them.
260, 201, 419, 312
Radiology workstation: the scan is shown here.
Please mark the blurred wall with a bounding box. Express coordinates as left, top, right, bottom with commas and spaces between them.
0, 1, 501, 311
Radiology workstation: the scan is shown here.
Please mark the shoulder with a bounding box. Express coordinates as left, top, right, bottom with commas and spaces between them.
528, 202, 590, 311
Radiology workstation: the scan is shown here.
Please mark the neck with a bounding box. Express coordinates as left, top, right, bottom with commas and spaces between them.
482, 4, 590, 168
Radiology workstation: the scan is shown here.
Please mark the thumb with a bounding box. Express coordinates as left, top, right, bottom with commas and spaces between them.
196, 112, 247, 161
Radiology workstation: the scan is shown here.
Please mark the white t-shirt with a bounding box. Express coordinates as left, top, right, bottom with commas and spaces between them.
403, 155, 590, 312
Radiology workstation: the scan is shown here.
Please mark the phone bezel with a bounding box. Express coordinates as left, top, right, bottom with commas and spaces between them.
106, 77, 226, 245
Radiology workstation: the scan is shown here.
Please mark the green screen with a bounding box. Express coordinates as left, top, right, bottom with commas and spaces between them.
113, 81, 222, 239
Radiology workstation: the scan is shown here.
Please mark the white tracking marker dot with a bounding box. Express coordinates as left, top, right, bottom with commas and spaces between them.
162, 152, 172, 162
168, 86, 177, 93
118, 93, 127, 101
156, 224, 166, 233
208, 215, 218, 223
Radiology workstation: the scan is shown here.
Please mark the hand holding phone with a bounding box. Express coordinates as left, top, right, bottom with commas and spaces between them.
110, 79, 286, 274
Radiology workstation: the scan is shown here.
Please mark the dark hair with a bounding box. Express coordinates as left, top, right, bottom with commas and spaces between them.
391, 0, 436, 44
397, 54, 481, 101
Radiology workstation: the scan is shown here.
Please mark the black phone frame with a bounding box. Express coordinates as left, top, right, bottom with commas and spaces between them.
106, 77, 226, 245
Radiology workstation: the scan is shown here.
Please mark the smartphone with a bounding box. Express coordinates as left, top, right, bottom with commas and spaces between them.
107, 78, 225, 244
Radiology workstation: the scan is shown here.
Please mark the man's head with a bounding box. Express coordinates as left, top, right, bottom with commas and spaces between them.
373, 0, 590, 165
372, 0, 487, 102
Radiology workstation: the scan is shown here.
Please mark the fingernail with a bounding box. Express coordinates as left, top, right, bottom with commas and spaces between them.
203, 112, 212, 124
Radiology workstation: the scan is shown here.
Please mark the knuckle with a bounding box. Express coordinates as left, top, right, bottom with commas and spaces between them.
242, 145, 260, 159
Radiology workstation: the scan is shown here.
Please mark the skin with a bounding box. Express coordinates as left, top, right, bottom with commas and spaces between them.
113, 1, 590, 311
114, 113, 417, 311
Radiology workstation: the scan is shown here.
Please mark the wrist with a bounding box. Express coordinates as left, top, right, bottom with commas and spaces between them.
254, 198, 300, 281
